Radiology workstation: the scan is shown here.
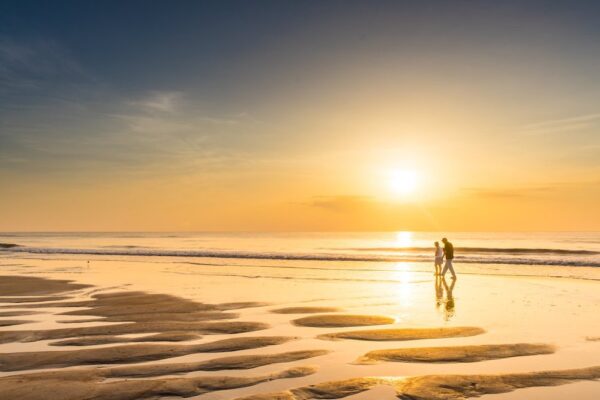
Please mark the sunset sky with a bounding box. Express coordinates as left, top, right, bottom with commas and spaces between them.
1, 1, 599, 231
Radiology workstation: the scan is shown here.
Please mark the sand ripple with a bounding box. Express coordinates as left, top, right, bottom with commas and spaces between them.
356, 343, 556, 364
0, 275, 596, 400
319, 327, 485, 341
49, 331, 203, 346
0, 336, 295, 371
271, 306, 341, 314
293, 314, 395, 327
0, 285, 272, 344
0, 366, 316, 400
0, 276, 90, 296
234, 366, 600, 399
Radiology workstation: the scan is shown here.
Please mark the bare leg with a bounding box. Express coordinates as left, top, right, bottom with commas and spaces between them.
434, 259, 442, 275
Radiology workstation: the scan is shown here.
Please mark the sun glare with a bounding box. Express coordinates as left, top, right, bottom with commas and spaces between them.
395, 231, 413, 247
389, 169, 419, 196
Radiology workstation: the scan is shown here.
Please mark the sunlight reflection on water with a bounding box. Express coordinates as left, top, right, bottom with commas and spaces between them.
391, 262, 414, 306
395, 231, 413, 247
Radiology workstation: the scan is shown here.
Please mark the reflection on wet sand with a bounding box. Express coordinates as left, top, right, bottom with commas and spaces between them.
1, 258, 599, 400
435, 276, 456, 321
435, 276, 443, 309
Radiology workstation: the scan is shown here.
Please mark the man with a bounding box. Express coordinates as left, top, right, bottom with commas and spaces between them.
441, 237, 456, 279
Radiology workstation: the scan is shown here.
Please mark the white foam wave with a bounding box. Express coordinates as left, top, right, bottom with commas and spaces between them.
2, 246, 599, 268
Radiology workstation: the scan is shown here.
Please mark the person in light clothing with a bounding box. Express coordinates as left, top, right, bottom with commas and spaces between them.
434, 241, 443, 275
441, 237, 457, 279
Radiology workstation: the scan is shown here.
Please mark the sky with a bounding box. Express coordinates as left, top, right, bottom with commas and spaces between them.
1, 0, 599, 231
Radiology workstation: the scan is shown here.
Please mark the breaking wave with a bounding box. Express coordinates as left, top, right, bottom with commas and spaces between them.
2, 245, 599, 268
339, 246, 598, 255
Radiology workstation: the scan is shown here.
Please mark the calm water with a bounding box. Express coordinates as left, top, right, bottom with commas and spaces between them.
1, 231, 599, 268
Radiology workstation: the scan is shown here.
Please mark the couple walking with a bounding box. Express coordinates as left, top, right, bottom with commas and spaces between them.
434, 237, 456, 279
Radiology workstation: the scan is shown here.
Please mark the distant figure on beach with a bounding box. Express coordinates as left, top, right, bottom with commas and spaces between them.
434, 241, 443, 275
441, 237, 456, 279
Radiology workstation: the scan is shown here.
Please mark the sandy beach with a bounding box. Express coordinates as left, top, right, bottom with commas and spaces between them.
0, 244, 599, 400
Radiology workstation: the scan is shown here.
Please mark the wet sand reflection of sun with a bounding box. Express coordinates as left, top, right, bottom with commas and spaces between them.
392, 262, 414, 306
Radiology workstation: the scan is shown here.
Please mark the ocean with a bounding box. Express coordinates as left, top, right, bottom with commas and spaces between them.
1, 231, 598, 270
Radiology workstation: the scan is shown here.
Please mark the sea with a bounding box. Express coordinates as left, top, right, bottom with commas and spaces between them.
1, 231, 598, 270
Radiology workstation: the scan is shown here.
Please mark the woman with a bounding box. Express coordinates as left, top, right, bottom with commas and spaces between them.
434, 241, 443, 275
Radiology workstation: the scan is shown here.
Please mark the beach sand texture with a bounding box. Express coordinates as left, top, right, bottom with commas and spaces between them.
0, 251, 599, 400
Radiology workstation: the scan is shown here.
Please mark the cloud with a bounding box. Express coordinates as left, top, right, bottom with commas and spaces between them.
519, 113, 600, 135
0, 37, 263, 179
113, 93, 256, 160
462, 186, 556, 199
124, 92, 246, 128
302, 195, 376, 212
0, 36, 86, 93
130, 91, 183, 113
198, 116, 240, 125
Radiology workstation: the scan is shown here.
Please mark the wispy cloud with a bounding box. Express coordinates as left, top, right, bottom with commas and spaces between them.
302, 195, 375, 212
0, 36, 86, 93
114, 92, 253, 153
462, 186, 556, 199
0, 37, 264, 179
519, 113, 600, 135
130, 91, 183, 113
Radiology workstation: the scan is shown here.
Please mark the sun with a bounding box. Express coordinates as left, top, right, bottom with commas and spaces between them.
388, 169, 419, 196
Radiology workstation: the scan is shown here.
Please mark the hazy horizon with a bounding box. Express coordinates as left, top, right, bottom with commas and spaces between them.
1, 229, 599, 234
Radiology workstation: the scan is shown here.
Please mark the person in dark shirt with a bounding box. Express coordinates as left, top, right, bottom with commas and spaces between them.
441, 237, 456, 279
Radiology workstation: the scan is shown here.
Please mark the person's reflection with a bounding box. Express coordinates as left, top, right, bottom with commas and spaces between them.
442, 277, 456, 321
434, 276, 457, 321
435, 275, 443, 310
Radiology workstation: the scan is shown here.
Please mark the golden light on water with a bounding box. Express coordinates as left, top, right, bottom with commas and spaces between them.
392, 262, 414, 306
395, 231, 413, 247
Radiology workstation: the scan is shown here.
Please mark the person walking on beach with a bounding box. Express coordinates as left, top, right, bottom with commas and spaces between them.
441, 237, 456, 279
434, 241, 443, 275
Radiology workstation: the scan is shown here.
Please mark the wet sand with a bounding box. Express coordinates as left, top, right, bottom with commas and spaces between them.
0, 365, 317, 400
0, 254, 599, 400
293, 314, 395, 327
0, 275, 90, 295
49, 331, 203, 346
234, 366, 600, 400
319, 326, 485, 341
271, 306, 342, 314
356, 343, 555, 364
0, 336, 297, 371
